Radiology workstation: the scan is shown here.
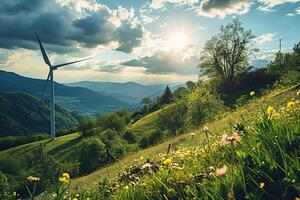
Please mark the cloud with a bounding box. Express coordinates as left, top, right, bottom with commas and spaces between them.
147, 0, 198, 10
254, 33, 276, 44
198, 0, 252, 18
0, 0, 144, 53
286, 7, 300, 16
258, 0, 300, 12
121, 50, 199, 75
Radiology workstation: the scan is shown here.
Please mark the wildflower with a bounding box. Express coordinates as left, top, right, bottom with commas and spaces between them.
295, 197, 300, 200
163, 158, 172, 166
27, 176, 40, 182
190, 132, 195, 137
62, 173, 70, 180
287, 101, 296, 109
203, 126, 209, 133
259, 182, 265, 188
222, 132, 241, 145
267, 106, 279, 119
124, 186, 129, 190
216, 165, 227, 177
141, 163, 152, 170
59, 173, 70, 184
72, 198, 78, 200
250, 91, 255, 96
297, 91, 300, 96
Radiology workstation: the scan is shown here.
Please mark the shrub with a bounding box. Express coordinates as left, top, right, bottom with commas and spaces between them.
78, 138, 106, 174
187, 88, 225, 127
123, 130, 137, 144
156, 100, 188, 135
139, 135, 150, 149
0, 171, 10, 199
78, 118, 96, 134
82, 127, 103, 137
98, 113, 126, 132
277, 70, 300, 87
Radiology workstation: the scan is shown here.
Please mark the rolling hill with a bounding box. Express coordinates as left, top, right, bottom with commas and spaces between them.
66, 81, 184, 104
0, 92, 80, 136
1, 86, 298, 196
0, 70, 130, 115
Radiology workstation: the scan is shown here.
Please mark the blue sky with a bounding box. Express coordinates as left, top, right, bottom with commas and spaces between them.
0, 0, 299, 84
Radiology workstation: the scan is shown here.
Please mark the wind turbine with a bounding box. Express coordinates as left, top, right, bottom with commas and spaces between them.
36, 32, 91, 140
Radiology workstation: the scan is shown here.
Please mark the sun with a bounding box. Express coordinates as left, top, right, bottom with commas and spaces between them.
166, 31, 189, 52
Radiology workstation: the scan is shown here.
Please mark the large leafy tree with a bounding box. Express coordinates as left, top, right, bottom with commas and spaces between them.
198, 18, 257, 82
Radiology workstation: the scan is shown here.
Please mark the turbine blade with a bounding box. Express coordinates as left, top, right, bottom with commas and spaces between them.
52, 57, 92, 69
40, 71, 51, 99
35, 32, 51, 67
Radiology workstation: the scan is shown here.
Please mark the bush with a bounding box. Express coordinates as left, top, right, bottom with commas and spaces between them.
187, 88, 225, 127
82, 127, 103, 137
156, 100, 188, 135
79, 138, 106, 174
78, 118, 96, 134
98, 113, 126, 132
139, 129, 165, 149
139, 135, 150, 149
123, 130, 137, 144
277, 70, 300, 87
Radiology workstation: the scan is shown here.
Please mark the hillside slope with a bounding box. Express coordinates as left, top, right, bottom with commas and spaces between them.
0, 70, 129, 115
68, 86, 299, 193
0, 92, 80, 136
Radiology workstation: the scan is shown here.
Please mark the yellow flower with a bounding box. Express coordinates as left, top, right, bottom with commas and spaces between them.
72, 198, 78, 200
297, 91, 300, 96
163, 158, 172, 166
287, 101, 296, 109
259, 182, 265, 188
295, 197, 300, 200
27, 176, 40, 182
250, 91, 255, 97
62, 173, 70, 180
59, 175, 70, 184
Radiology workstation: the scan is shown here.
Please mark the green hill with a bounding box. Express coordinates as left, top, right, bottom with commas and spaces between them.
0, 92, 80, 136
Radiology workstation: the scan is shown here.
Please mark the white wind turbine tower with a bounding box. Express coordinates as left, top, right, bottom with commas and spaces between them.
36, 33, 91, 140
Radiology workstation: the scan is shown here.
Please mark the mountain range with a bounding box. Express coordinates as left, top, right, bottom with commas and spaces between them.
0, 70, 129, 115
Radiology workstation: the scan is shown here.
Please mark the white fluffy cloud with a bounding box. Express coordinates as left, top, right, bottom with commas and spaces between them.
148, 0, 198, 10
258, 0, 300, 12
254, 33, 276, 44
198, 0, 252, 18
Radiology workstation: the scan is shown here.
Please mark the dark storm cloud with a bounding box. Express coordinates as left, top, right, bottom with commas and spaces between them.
198, 0, 251, 17
122, 51, 198, 75
0, 0, 144, 53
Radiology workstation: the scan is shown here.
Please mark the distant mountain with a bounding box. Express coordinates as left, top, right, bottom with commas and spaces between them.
66, 81, 184, 104
0, 92, 80, 136
0, 70, 130, 115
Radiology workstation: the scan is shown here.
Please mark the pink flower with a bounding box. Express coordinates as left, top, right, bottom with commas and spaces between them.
216, 165, 227, 177
222, 132, 241, 145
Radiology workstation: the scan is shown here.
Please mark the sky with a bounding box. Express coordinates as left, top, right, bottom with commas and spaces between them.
0, 0, 299, 85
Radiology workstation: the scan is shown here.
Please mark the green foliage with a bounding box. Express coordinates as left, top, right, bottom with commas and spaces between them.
98, 112, 126, 132
235, 94, 249, 107
0, 92, 80, 137
123, 130, 137, 144
139, 129, 165, 149
78, 118, 96, 135
277, 70, 300, 87
156, 100, 188, 135
187, 88, 225, 127
78, 138, 106, 174
172, 87, 188, 100
199, 18, 256, 82
0, 171, 10, 199
82, 127, 103, 138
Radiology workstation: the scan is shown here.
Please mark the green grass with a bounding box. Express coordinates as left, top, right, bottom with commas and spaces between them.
67, 87, 299, 194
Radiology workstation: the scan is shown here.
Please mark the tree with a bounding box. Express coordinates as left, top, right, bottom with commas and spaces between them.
160, 86, 173, 105
78, 118, 96, 134
198, 18, 256, 82
173, 87, 189, 100
186, 81, 197, 91
156, 100, 187, 135
98, 112, 126, 132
